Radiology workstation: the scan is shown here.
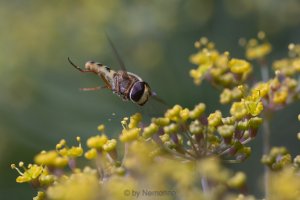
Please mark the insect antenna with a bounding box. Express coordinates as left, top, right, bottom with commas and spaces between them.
68, 57, 84, 72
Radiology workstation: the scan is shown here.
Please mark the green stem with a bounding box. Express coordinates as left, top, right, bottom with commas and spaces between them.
260, 59, 271, 199
262, 117, 270, 200
218, 137, 253, 156
260, 60, 269, 82
201, 176, 210, 194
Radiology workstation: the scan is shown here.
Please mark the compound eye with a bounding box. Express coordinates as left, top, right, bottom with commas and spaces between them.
130, 82, 145, 102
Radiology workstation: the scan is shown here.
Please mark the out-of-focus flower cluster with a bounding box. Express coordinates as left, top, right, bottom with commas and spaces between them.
221, 70, 299, 111
260, 114, 300, 200
12, 109, 252, 200
189, 37, 252, 86
191, 32, 300, 112
273, 44, 300, 75
240, 31, 272, 61
259, 115, 300, 200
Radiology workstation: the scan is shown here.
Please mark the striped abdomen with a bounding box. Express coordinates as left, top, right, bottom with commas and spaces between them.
84, 61, 116, 89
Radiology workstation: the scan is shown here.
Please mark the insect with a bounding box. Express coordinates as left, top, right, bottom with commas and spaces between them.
68, 35, 159, 106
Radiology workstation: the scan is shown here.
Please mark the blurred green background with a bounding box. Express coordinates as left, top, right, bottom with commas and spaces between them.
1, 0, 300, 199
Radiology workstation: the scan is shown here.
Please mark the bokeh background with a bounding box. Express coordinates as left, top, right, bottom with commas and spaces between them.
1, 0, 300, 199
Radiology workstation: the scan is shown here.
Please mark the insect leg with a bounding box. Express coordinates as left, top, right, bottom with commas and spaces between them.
79, 86, 108, 91
100, 74, 112, 89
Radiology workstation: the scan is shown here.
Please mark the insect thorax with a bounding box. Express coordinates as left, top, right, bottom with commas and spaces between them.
111, 71, 140, 100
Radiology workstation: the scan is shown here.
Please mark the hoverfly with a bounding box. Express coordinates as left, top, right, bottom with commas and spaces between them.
68, 35, 162, 106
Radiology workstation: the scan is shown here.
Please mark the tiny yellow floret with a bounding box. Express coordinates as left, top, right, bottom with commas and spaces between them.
229, 59, 251, 74
120, 128, 140, 142
230, 102, 248, 120
142, 123, 159, 139
97, 124, 105, 132
152, 117, 170, 126
208, 110, 222, 127
189, 103, 206, 119
103, 139, 117, 152
84, 148, 97, 160
86, 135, 108, 150
128, 113, 142, 129
227, 172, 246, 189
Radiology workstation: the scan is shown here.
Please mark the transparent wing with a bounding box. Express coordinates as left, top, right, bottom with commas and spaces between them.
135, 92, 169, 117
105, 32, 129, 78
151, 92, 169, 107
142, 98, 169, 117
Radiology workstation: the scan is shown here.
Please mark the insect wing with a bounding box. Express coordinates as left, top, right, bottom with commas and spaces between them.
136, 92, 168, 117
105, 33, 129, 78
151, 92, 168, 106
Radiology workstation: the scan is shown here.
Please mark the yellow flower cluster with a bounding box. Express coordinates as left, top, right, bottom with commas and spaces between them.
242, 31, 272, 60
85, 124, 117, 160
34, 150, 68, 168
220, 85, 245, 104
262, 141, 300, 200
189, 37, 252, 86
192, 33, 299, 116
143, 102, 260, 161
273, 58, 300, 76
46, 167, 99, 200
261, 115, 300, 200
252, 71, 298, 108
269, 167, 300, 200
220, 71, 298, 111
11, 162, 54, 186
56, 137, 83, 158
261, 147, 292, 170
86, 135, 108, 150
119, 113, 142, 142
273, 43, 300, 76
229, 90, 263, 119
12, 100, 263, 199
14, 128, 250, 200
